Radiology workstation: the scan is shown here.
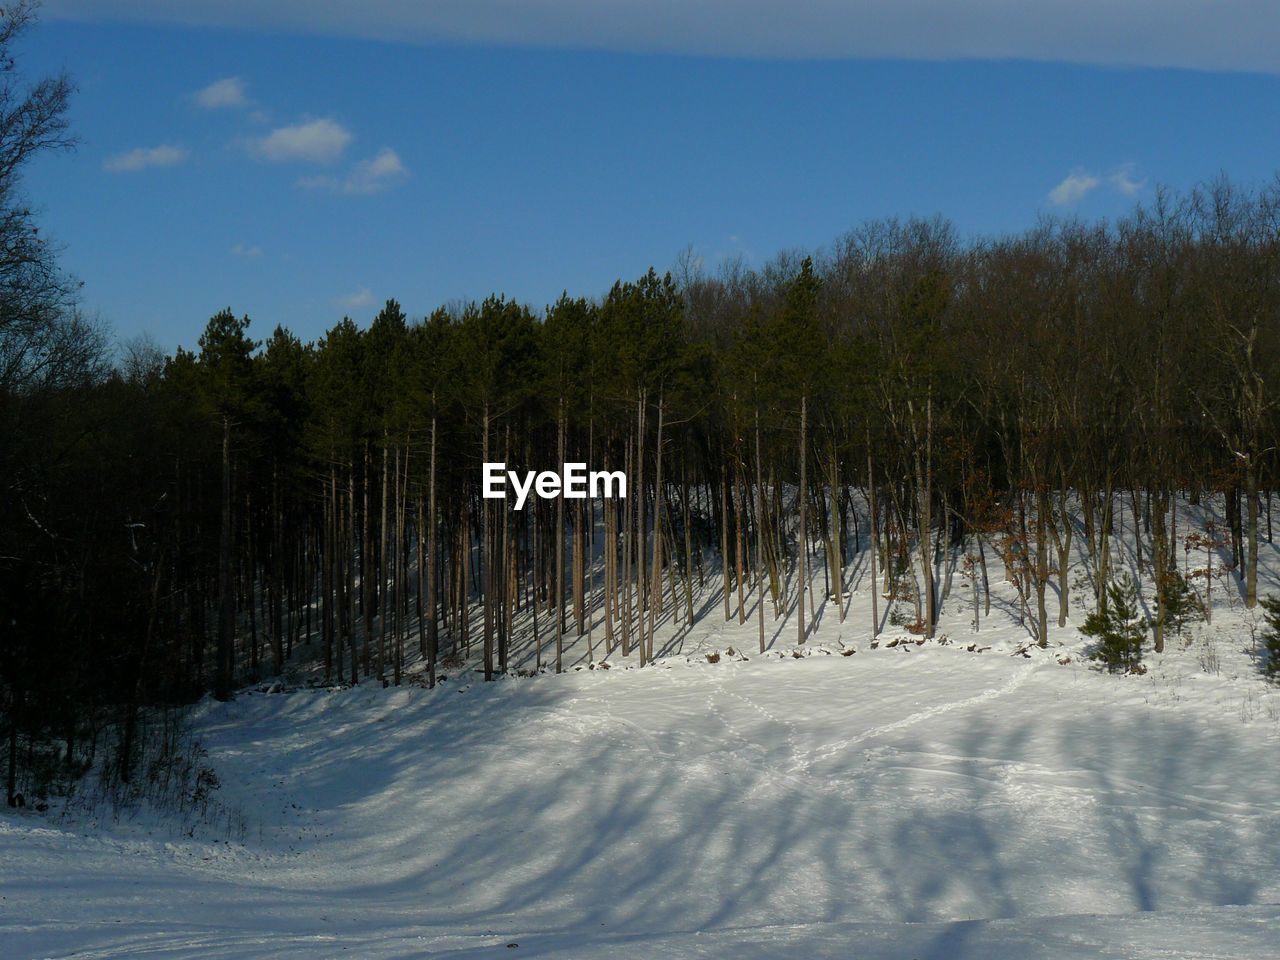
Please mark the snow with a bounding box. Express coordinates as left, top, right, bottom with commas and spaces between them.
3, 500, 1280, 958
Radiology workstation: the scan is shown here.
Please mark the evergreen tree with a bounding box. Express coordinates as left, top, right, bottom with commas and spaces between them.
196, 309, 259, 700
1081, 573, 1147, 673
1161, 569, 1203, 641
1259, 594, 1280, 680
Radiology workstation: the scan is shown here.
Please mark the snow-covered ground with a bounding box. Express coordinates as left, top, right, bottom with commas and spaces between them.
4, 500, 1280, 958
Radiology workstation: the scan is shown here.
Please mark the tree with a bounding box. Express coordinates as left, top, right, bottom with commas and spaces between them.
197, 309, 259, 700
763, 256, 822, 643
1161, 569, 1202, 641
0, 1, 78, 399
1259, 594, 1280, 680
1081, 574, 1147, 673
0, 2, 92, 807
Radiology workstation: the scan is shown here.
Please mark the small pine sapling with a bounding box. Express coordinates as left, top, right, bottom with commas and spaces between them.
1259, 594, 1280, 681
1081, 573, 1147, 673
1162, 569, 1204, 640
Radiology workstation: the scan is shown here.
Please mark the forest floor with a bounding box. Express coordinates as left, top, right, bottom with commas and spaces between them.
4, 501, 1280, 958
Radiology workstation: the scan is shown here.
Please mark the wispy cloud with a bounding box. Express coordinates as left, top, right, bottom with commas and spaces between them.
1048, 164, 1147, 206
1108, 164, 1146, 197
346, 148, 408, 193
248, 118, 351, 164
103, 144, 188, 173
298, 148, 408, 195
336, 287, 374, 310
1047, 170, 1100, 206
195, 76, 250, 110
230, 243, 262, 258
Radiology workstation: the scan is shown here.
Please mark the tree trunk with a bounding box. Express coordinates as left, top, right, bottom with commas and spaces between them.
1035, 486, 1049, 648
798, 395, 807, 643
1154, 487, 1168, 654
721, 459, 731, 623
426, 416, 437, 686
1246, 458, 1259, 609
831, 439, 843, 622
756, 408, 767, 653
555, 398, 566, 673
379, 439, 389, 681
868, 448, 880, 639
648, 393, 665, 662
216, 415, 234, 701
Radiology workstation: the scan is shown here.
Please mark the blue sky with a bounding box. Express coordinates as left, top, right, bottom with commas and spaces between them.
20, 3, 1280, 350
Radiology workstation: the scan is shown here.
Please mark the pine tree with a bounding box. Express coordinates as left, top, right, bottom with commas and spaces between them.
1081, 573, 1147, 673
1161, 569, 1203, 641
1259, 594, 1280, 680
197, 309, 259, 700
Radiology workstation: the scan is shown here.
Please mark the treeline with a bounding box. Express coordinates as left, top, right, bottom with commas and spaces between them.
7, 176, 1280, 806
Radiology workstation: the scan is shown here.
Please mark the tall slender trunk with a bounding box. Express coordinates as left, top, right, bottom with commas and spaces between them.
362, 443, 373, 675
831, 439, 843, 622
379, 439, 389, 680
335, 479, 346, 682
621, 438, 633, 658
798, 395, 807, 643
393, 443, 406, 685
427, 414, 438, 687
917, 397, 936, 638
416, 496, 426, 657
270, 463, 284, 673
1055, 484, 1072, 628
1154, 486, 1168, 654
1246, 457, 1259, 608
868, 447, 879, 638
499, 426, 511, 675
348, 465, 358, 683
216, 415, 234, 700
635, 392, 647, 666
755, 406, 767, 653
573, 499, 585, 636
482, 408, 494, 681
603, 477, 614, 654
533, 497, 543, 668
1035, 484, 1049, 648
648, 391, 664, 661
720, 459, 731, 623
735, 449, 745, 625
326, 464, 338, 682
555, 398, 566, 673
1098, 478, 1114, 614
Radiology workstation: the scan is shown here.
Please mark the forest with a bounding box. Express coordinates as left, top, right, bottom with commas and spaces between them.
6, 174, 1280, 806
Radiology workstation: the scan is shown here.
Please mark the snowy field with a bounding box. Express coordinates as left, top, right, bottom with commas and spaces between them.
4, 501, 1280, 959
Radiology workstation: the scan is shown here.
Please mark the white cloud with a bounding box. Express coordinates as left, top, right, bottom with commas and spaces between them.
1048, 170, 1101, 206
298, 147, 408, 195
1109, 165, 1147, 197
230, 243, 262, 258
42, 2, 1280, 74
103, 144, 188, 173
248, 118, 351, 164
195, 76, 249, 109
347, 148, 408, 193
337, 287, 374, 310
1048, 165, 1148, 206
